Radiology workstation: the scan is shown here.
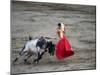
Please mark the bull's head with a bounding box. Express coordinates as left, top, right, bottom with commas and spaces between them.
46, 41, 55, 56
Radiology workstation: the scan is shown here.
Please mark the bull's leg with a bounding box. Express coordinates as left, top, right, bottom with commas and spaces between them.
13, 54, 22, 63
13, 56, 19, 63
13, 46, 26, 63
33, 47, 41, 63
33, 52, 40, 63
13, 51, 27, 63
24, 52, 33, 63
19, 45, 25, 55
34, 51, 46, 63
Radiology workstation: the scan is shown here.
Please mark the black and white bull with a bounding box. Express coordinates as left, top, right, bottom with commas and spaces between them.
13, 36, 55, 63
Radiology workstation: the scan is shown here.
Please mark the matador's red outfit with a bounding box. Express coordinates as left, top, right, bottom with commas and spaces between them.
56, 35, 74, 59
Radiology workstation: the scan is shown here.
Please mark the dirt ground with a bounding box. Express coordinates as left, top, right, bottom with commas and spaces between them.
11, 1, 96, 74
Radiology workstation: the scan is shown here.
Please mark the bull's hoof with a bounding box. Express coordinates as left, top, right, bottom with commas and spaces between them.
33, 59, 37, 62
33, 59, 39, 64
35, 61, 38, 64
24, 59, 27, 63
24, 59, 31, 64
13, 58, 18, 63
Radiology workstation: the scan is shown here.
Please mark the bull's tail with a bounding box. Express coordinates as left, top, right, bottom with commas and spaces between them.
13, 45, 25, 63
29, 35, 32, 40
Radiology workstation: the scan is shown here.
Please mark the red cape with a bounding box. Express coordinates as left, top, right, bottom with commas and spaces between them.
56, 35, 74, 60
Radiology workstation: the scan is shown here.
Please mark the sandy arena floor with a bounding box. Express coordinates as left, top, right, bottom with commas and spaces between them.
11, 1, 96, 74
